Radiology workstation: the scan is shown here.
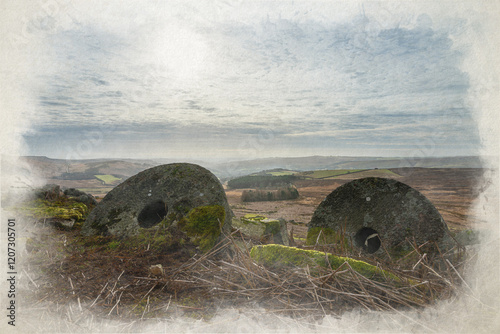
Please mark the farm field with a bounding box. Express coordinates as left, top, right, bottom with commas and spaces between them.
266, 170, 297, 176
94, 174, 122, 185
328, 169, 401, 179
299, 169, 364, 179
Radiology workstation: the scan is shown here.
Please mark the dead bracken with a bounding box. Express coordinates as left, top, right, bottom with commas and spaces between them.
21, 216, 470, 322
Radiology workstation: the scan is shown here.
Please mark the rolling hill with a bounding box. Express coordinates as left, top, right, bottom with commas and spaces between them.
1, 154, 491, 195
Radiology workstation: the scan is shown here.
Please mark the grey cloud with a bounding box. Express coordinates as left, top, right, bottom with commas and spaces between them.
26, 9, 479, 160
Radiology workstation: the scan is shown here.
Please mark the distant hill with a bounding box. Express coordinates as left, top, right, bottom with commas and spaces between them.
210, 155, 489, 179
10, 156, 158, 186
3, 155, 492, 188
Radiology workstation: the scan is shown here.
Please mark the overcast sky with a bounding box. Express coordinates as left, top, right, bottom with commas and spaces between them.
2, 1, 499, 162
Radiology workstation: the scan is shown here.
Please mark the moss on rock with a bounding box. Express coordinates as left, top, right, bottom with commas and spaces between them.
233, 215, 289, 245
178, 205, 225, 253
82, 163, 233, 238
75, 219, 185, 255
263, 220, 281, 236
308, 177, 450, 260
240, 214, 267, 223
15, 198, 90, 222
250, 244, 401, 282
74, 205, 225, 257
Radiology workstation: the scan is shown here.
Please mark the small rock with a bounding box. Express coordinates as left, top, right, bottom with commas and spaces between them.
233, 215, 289, 246
64, 188, 98, 206
149, 264, 164, 277
34, 184, 64, 200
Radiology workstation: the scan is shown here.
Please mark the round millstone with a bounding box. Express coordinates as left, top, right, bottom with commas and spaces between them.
308, 177, 452, 257
82, 163, 233, 239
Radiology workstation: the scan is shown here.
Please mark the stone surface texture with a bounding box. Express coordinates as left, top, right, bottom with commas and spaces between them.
232, 215, 290, 246
82, 163, 232, 237
63, 188, 98, 206
308, 177, 451, 256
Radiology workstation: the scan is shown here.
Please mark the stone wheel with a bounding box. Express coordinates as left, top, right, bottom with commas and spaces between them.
308, 177, 450, 257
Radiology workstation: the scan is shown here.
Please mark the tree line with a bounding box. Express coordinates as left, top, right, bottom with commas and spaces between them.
241, 186, 299, 202
227, 174, 298, 189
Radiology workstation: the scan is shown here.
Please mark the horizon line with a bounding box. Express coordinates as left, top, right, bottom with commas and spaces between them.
10, 154, 494, 162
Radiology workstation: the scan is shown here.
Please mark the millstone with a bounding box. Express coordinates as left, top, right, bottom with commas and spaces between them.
308, 177, 451, 257
82, 163, 232, 238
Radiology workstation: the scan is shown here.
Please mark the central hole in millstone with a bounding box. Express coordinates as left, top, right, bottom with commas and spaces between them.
138, 200, 168, 228
354, 227, 381, 254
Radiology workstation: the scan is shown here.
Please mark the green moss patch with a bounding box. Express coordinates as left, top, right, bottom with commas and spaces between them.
14, 198, 90, 222
82, 205, 226, 255
76, 222, 183, 255
178, 205, 225, 253
241, 214, 266, 223
263, 220, 281, 236
250, 244, 401, 283
233, 215, 286, 244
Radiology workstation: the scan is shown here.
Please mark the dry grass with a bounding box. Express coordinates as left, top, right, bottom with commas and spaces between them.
21, 222, 472, 326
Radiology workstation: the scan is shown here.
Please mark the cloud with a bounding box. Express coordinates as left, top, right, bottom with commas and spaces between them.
10, 1, 485, 160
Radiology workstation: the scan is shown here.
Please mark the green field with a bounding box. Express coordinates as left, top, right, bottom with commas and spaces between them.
299, 169, 400, 179
266, 171, 298, 176
348, 169, 400, 178
77, 187, 114, 194
300, 169, 364, 179
94, 174, 122, 185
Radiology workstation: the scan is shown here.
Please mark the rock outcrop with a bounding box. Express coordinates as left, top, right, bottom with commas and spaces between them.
232, 214, 290, 246
33, 184, 64, 201
82, 163, 233, 243
63, 188, 98, 206
32, 185, 97, 206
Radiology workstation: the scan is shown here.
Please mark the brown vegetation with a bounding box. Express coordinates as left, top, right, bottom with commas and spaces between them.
23, 221, 471, 324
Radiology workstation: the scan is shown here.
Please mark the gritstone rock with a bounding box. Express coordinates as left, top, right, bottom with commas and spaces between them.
232, 215, 290, 246
64, 188, 98, 206
34, 184, 64, 201
32, 184, 97, 206
307, 177, 454, 259
82, 163, 233, 241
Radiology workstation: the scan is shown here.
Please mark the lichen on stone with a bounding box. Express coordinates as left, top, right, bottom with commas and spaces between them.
233, 215, 289, 245
240, 214, 267, 224
178, 205, 225, 253
262, 220, 279, 235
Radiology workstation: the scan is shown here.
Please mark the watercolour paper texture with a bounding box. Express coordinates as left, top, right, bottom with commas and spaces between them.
0, 1, 499, 333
